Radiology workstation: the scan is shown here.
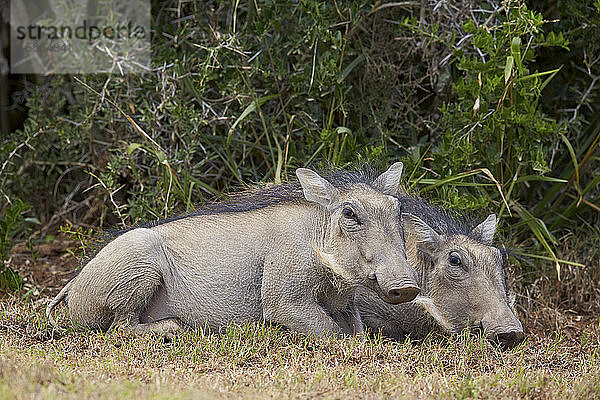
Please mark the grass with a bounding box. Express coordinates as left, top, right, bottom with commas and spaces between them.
0, 298, 599, 399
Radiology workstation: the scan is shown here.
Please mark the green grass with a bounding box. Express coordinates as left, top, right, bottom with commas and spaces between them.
0, 298, 598, 399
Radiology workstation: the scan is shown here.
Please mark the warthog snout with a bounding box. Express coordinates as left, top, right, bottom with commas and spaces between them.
480, 307, 525, 350
379, 281, 420, 304
372, 261, 421, 304
386, 285, 420, 304
491, 330, 525, 350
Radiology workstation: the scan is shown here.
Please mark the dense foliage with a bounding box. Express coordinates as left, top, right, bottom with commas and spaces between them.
1, 1, 599, 313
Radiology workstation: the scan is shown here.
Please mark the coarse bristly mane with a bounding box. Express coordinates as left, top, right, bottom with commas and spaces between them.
326, 165, 497, 247
139, 164, 383, 229
73, 165, 389, 277
397, 195, 493, 243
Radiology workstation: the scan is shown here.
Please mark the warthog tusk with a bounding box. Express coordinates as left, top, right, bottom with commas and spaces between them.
312, 244, 353, 288
412, 295, 453, 332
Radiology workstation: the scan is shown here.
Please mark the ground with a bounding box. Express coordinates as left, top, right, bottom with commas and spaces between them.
7, 237, 79, 298
1, 236, 599, 399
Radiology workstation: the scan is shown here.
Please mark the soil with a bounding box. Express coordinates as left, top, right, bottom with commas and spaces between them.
6, 236, 80, 297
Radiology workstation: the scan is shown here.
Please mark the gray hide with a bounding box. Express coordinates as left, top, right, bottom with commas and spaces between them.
355, 197, 524, 349
47, 163, 420, 338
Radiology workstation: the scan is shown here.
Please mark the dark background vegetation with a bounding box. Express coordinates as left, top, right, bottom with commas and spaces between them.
1, 0, 599, 331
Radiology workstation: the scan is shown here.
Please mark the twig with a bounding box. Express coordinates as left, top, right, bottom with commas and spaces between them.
309, 38, 317, 93
0, 130, 42, 204
368, 1, 420, 15
565, 192, 600, 213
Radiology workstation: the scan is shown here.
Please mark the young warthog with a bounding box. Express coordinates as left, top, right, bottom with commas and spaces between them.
47, 163, 420, 338
355, 197, 525, 349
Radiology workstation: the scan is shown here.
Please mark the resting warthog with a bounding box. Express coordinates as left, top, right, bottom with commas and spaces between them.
356, 197, 524, 349
47, 163, 420, 338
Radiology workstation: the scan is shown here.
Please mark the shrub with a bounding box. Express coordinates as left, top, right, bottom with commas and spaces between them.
0, 199, 38, 292
1, 1, 598, 308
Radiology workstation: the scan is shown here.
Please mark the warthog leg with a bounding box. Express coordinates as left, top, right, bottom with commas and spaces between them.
105, 314, 182, 339
331, 302, 365, 338
124, 318, 182, 340
109, 311, 182, 339
63, 228, 176, 334
262, 294, 344, 338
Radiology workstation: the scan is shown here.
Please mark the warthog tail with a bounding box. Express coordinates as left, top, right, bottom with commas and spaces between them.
46, 279, 74, 327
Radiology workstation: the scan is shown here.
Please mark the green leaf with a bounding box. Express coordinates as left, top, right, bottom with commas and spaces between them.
511, 37, 521, 53
510, 250, 585, 268
513, 203, 561, 279
516, 68, 561, 83
337, 54, 365, 84
505, 56, 514, 84
559, 132, 582, 199
154, 150, 166, 163
126, 143, 143, 157
514, 175, 568, 184
227, 94, 279, 146
539, 67, 562, 92
511, 37, 522, 69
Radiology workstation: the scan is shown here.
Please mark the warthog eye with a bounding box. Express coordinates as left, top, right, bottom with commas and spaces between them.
448, 253, 462, 266
340, 204, 361, 229
343, 207, 355, 219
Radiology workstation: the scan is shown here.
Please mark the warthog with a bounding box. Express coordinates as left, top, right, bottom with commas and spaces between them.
355, 197, 525, 349
47, 163, 420, 338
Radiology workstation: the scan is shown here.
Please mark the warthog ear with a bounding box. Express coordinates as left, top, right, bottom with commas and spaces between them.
472, 214, 497, 245
373, 162, 404, 195
402, 213, 440, 248
296, 168, 340, 208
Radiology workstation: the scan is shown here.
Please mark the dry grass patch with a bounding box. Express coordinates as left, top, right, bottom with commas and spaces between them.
0, 297, 599, 399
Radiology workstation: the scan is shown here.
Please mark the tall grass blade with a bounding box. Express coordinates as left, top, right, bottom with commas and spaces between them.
227, 94, 279, 146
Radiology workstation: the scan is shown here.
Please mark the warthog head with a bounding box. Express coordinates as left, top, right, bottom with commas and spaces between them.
403, 213, 524, 349
296, 163, 420, 304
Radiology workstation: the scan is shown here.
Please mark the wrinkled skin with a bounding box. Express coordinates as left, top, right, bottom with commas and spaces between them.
356, 206, 524, 349
47, 163, 420, 338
